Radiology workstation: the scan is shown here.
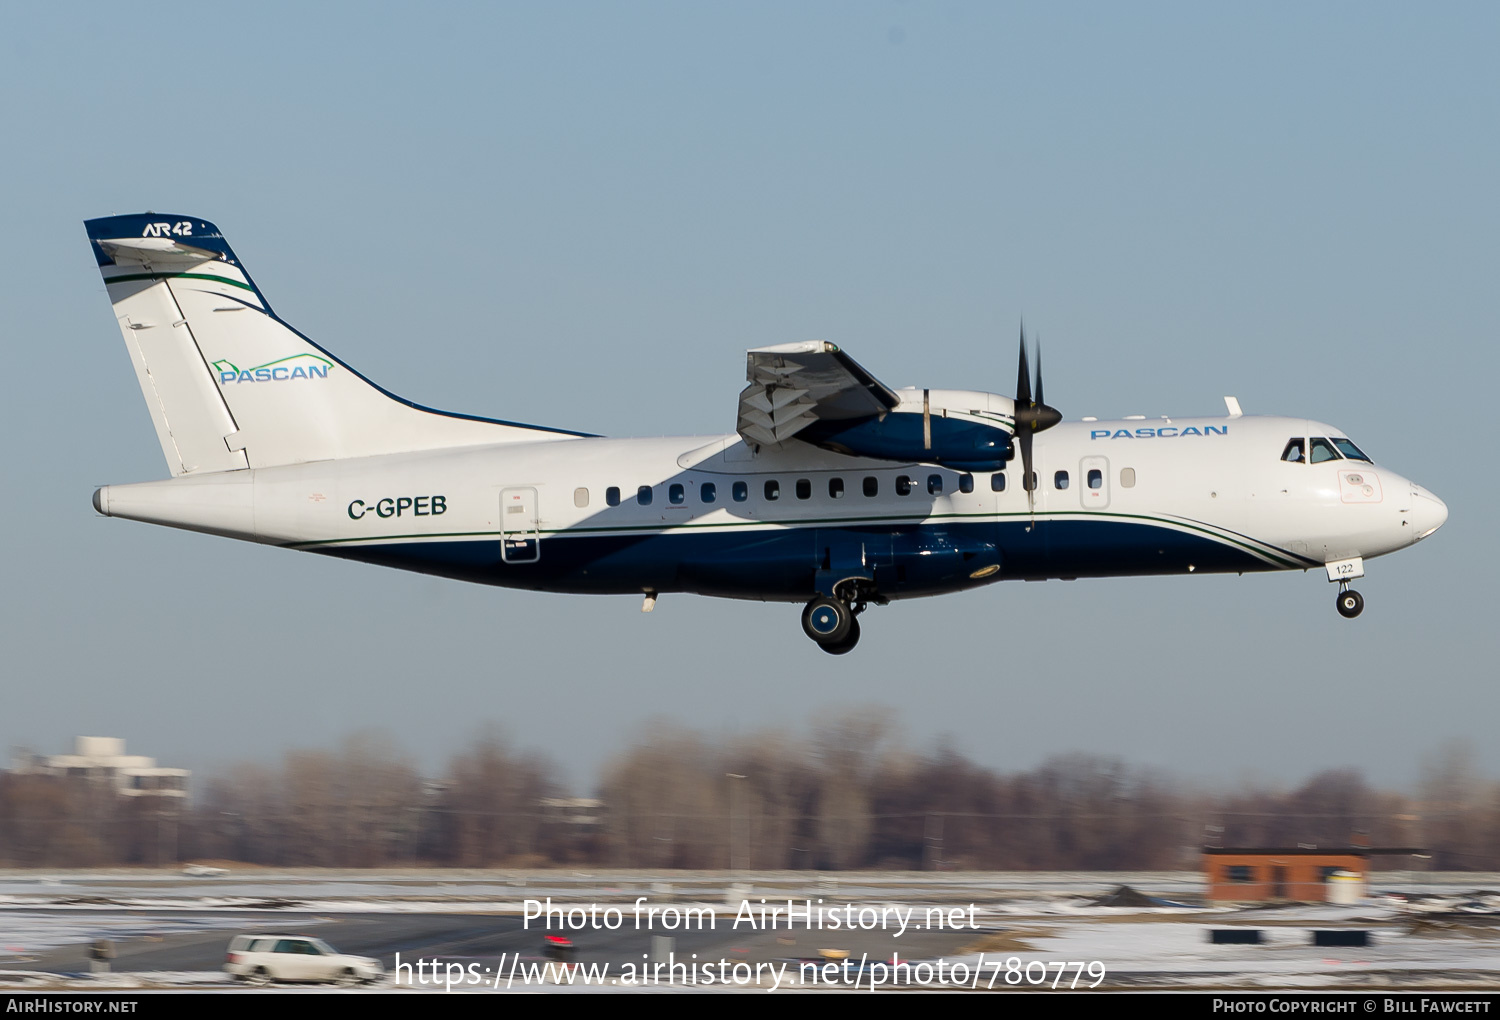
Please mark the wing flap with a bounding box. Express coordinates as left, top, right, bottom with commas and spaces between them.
736, 342, 899, 448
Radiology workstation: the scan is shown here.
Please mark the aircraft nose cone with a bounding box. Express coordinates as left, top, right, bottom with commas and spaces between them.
1410, 486, 1448, 541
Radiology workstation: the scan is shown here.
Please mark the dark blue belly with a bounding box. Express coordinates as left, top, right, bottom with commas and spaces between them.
311, 517, 1273, 601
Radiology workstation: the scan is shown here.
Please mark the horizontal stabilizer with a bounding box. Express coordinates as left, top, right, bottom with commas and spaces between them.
95, 237, 221, 266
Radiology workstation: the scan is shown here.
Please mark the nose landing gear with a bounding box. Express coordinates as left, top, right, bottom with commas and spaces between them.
1336, 583, 1364, 619
1325, 558, 1366, 619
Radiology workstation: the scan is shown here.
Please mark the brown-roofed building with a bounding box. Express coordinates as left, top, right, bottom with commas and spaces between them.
1203, 847, 1427, 902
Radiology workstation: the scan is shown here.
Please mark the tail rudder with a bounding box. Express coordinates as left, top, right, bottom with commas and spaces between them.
87, 213, 584, 475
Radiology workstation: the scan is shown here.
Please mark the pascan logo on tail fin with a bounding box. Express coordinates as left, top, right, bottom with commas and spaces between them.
213, 354, 334, 385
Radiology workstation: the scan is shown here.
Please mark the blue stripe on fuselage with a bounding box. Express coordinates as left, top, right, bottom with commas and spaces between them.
311, 518, 1273, 601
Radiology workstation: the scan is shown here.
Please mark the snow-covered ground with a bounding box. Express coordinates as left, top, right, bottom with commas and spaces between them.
0, 871, 1495, 991
1022, 916, 1500, 988
0, 868, 1489, 911
0, 913, 244, 957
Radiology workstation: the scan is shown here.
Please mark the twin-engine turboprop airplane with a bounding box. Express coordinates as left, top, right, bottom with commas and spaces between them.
86, 213, 1447, 654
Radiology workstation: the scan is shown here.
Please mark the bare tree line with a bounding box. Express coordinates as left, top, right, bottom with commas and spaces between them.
2, 716, 1494, 870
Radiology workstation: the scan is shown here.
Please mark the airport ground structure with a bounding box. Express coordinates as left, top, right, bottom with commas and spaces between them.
2, 724, 1495, 876
1202, 846, 1431, 903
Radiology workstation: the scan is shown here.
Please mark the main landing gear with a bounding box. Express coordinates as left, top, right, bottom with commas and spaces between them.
801, 582, 884, 655
802, 597, 859, 654
1336, 583, 1364, 619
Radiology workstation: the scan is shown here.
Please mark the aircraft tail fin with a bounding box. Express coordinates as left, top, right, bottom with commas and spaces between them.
86, 213, 584, 476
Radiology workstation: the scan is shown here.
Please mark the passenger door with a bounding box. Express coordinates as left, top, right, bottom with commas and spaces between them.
499, 487, 541, 563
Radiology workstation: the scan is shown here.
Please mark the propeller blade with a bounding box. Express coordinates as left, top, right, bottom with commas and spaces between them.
1034, 336, 1044, 413
1011, 324, 1060, 516
1016, 326, 1032, 410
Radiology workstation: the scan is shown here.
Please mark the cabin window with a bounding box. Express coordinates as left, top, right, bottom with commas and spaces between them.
1281, 438, 1306, 463
928, 474, 943, 496
574, 487, 589, 508
606, 486, 621, 507
863, 476, 878, 497
1120, 468, 1136, 488
795, 478, 811, 500
701, 482, 716, 504
959, 473, 974, 494
1226, 865, 1255, 883
1309, 437, 1341, 464
1331, 438, 1371, 463
991, 472, 1006, 492
829, 477, 844, 498
896, 475, 912, 496
636, 485, 653, 506
764, 479, 780, 501
1087, 469, 1103, 489
669, 483, 685, 505
1054, 470, 1069, 489
732, 481, 748, 502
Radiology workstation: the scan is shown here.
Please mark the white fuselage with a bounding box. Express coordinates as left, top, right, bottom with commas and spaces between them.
94, 412, 1447, 602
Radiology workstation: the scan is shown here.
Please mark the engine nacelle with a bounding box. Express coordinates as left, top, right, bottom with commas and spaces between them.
797, 389, 1016, 471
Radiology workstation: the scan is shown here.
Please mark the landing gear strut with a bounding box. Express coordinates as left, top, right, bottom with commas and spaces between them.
801, 581, 883, 654
1336, 582, 1364, 619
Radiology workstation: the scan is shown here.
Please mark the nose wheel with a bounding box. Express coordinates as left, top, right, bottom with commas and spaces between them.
1336, 584, 1364, 619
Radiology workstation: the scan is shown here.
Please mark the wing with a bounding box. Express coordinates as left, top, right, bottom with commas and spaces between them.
736, 342, 900, 447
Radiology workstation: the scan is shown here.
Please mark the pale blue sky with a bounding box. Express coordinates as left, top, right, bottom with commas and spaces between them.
2, 2, 1494, 791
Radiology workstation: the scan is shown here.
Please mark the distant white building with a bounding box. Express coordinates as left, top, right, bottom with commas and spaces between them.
540, 797, 605, 829
12, 737, 189, 799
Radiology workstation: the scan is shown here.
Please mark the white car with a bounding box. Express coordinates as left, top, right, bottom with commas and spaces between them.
225, 934, 384, 986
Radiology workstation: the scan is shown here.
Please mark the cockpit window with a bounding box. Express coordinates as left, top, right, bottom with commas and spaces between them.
1331, 438, 1372, 463
1309, 437, 1341, 463
1280, 439, 1305, 463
